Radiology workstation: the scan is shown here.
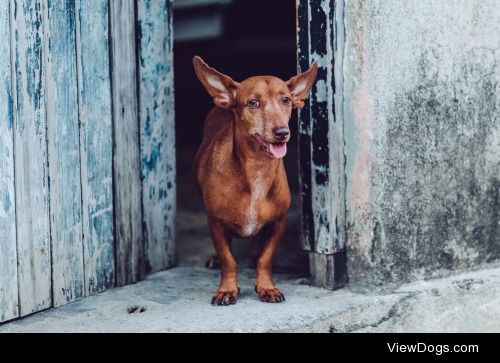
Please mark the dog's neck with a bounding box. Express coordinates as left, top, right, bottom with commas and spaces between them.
231, 113, 281, 194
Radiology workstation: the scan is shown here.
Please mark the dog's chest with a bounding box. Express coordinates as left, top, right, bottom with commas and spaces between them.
202, 163, 290, 238
239, 173, 267, 237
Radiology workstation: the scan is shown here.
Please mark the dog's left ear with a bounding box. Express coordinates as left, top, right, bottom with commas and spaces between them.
286, 61, 318, 109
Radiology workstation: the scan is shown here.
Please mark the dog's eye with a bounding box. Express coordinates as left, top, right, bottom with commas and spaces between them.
282, 96, 291, 106
247, 99, 260, 108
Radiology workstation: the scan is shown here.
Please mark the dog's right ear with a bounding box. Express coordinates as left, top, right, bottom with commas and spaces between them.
193, 56, 239, 109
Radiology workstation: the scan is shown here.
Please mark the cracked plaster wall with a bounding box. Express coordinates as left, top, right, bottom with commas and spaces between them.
343, 0, 500, 289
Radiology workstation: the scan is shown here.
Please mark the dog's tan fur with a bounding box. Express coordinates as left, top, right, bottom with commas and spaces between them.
193, 56, 317, 305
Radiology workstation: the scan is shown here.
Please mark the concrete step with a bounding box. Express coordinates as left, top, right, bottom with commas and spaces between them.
1, 265, 500, 332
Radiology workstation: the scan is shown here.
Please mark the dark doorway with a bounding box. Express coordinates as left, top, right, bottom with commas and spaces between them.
174, 0, 307, 273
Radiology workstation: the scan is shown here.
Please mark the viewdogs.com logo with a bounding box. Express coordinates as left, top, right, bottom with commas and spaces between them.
387, 343, 479, 355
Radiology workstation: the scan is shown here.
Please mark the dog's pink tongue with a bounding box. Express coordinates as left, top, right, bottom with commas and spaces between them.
270, 143, 287, 158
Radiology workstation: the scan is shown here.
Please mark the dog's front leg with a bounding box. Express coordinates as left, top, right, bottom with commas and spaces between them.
255, 216, 286, 303
208, 217, 239, 305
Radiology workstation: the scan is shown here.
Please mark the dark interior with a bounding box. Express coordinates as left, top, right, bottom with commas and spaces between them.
174, 0, 308, 273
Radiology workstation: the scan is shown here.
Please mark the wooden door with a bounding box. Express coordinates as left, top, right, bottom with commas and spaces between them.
0, 0, 176, 324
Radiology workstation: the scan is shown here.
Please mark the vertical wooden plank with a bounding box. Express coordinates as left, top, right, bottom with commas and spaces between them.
298, 0, 347, 288
298, 0, 344, 254
308, 0, 334, 254
137, 0, 176, 273
297, 0, 314, 251
44, 0, 85, 306
331, 0, 346, 252
75, 0, 115, 295
0, 0, 19, 323
309, 251, 347, 289
10, 0, 52, 315
110, 0, 145, 285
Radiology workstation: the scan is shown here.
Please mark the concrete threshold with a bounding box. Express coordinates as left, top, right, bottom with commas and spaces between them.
1, 265, 500, 333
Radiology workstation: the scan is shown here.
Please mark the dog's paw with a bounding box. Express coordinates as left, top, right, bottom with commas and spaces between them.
211, 286, 240, 306
205, 255, 220, 269
255, 285, 285, 303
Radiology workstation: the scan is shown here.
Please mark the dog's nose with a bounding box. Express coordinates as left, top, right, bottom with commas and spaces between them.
272, 127, 290, 141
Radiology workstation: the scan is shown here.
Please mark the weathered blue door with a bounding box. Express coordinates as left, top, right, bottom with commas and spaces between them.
0, 0, 175, 323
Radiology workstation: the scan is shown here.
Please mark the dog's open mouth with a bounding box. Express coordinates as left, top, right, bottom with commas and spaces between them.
255, 134, 287, 159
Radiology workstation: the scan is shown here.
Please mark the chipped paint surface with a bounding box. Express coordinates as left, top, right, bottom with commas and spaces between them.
44, 0, 85, 306
344, 0, 500, 289
1, 0, 176, 323
298, 0, 345, 255
0, 0, 18, 322
138, 0, 176, 273
10, 0, 52, 316
76, 0, 115, 295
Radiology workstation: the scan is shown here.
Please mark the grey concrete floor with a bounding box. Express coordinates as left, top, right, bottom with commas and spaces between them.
1, 264, 500, 333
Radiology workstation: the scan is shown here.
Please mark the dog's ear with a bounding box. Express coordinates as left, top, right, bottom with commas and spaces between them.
193, 56, 239, 109
286, 61, 318, 109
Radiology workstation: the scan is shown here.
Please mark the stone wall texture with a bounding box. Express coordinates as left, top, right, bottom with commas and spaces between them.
343, 0, 500, 289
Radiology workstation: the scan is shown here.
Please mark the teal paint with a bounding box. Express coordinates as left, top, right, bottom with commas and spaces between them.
7, 87, 13, 130
142, 142, 161, 172
24, 30, 43, 110
11, 0, 52, 317
0, 0, 19, 323
44, 0, 85, 306
76, 0, 115, 296
138, 0, 176, 273
3, 193, 12, 212
144, 110, 152, 137
2, 0, 176, 323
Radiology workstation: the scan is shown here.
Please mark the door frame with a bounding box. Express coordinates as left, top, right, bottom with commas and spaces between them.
297, 0, 347, 289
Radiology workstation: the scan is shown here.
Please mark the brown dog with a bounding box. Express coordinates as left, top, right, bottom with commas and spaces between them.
192, 56, 317, 305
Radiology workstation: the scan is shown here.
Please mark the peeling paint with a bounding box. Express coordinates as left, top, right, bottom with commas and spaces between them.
45, 0, 85, 307
298, 0, 344, 255
314, 79, 328, 103
2, 0, 173, 322
138, 0, 176, 273
6, 86, 13, 130
2, 193, 12, 213
0, 0, 19, 322
10, 0, 52, 318
76, 0, 115, 296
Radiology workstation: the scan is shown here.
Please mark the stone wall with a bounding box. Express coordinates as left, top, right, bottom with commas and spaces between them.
343, 0, 500, 289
